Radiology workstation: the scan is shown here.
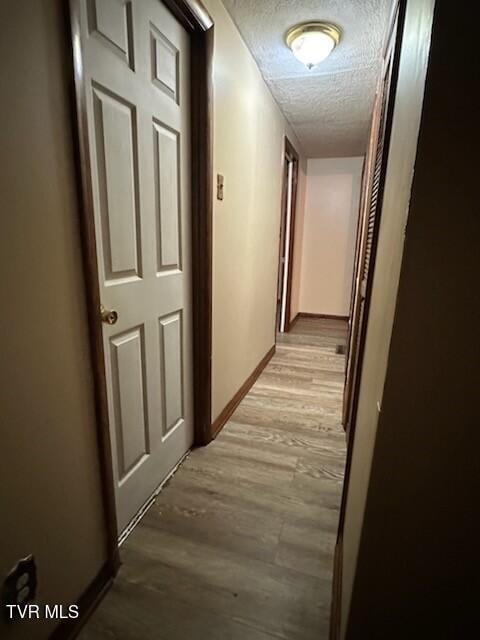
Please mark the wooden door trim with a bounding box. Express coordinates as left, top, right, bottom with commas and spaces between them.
331, 4, 405, 636
342, 157, 366, 428
50, 560, 114, 640
162, 0, 213, 31
342, 0, 404, 438
275, 155, 289, 331
341, 96, 382, 431
329, 536, 343, 640
337, 0, 405, 539
278, 136, 299, 333
68, 0, 214, 601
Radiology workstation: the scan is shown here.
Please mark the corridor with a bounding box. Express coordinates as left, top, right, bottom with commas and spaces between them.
3, 1, 475, 637
81, 318, 348, 640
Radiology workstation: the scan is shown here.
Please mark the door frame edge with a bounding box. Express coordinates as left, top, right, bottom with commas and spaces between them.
278, 136, 300, 334
336, 0, 406, 539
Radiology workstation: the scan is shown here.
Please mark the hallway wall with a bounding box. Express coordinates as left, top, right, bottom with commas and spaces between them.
298, 157, 363, 317
341, 0, 438, 636
205, 0, 306, 421
0, 3, 107, 639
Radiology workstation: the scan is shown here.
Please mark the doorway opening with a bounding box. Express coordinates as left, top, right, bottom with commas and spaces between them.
276, 137, 299, 333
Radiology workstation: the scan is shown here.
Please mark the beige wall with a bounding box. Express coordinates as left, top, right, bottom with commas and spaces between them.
298, 158, 363, 317
341, 0, 436, 636
0, 3, 107, 639
205, 0, 305, 420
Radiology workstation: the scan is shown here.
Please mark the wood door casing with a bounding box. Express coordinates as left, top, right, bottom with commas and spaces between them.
276, 137, 299, 333
335, 0, 406, 559
342, 91, 383, 431
332, 3, 415, 635
276, 159, 289, 327
342, 5, 399, 434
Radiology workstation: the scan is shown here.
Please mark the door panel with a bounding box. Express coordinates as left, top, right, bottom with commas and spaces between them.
150, 23, 179, 101
153, 121, 181, 271
92, 86, 141, 281
159, 311, 184, 436
87, 0, 134, 68
110, 327, 149, 478
78, 0, 193, 532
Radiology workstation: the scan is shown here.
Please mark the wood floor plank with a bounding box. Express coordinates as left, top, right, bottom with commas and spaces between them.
275, 516, 337, 579
79, 317, 347, 640
219, 421, 346, 460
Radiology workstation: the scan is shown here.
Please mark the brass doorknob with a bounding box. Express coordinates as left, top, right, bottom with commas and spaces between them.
100, 304, 118, 325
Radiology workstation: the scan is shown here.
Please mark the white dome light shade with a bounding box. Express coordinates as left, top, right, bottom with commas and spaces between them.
290, 31, 335, 68
286, 23, 342, 70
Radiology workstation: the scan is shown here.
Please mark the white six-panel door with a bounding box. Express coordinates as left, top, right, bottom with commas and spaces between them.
78, 0, 193, 532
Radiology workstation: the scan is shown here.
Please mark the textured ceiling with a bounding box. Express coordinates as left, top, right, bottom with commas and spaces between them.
222, 0, 393, 158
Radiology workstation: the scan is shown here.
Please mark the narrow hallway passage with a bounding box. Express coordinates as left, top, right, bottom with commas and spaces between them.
81, 318, 348, 640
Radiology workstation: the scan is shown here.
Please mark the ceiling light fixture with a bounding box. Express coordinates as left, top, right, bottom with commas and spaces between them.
286, 22, 342, 70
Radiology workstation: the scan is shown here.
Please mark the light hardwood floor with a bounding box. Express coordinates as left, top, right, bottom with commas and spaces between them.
80, 317, 348, 640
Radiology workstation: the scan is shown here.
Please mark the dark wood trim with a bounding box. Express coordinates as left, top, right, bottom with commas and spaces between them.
277, 137, 300, 333
342, 153, 371, 431
337, 0, 406, 540
284, 137, 299, 334
344, 156, 366, 366
329, 537, 343, 640
211, 345, 276, 438
190, 22, 214, 445
68, 0, 213, 595
342, 0, 403, 439
331, 5, 404, 631
68, 0, 120, 576
290, 313, 349, 331
162, 0, 213, 31
276, 156, 289, 332
297, 312, 349, 322
50, 562, 114, 640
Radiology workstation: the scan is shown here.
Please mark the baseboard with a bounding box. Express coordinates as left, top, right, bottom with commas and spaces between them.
286, 313, 299, 331
298, 312, 349, 321
50, 558, 118, 640
329, 537, 343, 640
211, 345, 275, 438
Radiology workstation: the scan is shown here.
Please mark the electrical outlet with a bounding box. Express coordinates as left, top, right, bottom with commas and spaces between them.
2, 555, 37, 620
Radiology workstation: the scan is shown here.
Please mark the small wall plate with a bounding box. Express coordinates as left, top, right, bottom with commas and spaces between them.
2, 555, 37, 620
